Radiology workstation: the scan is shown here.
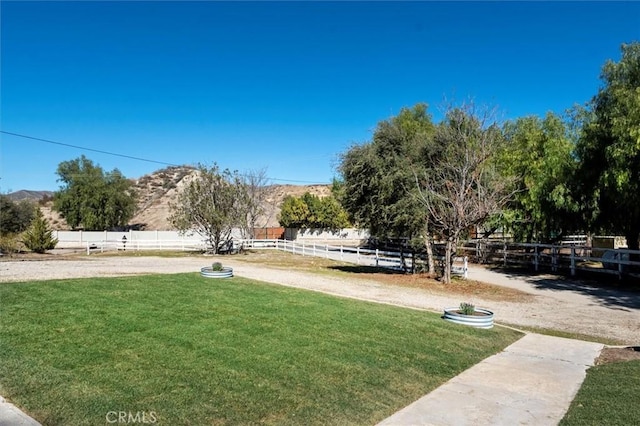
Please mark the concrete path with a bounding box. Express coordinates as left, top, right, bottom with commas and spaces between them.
378, 333, 603, 426
0, 396, 40, 426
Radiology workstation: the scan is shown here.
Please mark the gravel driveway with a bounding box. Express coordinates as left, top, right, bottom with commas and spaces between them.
1, 255, 638, 344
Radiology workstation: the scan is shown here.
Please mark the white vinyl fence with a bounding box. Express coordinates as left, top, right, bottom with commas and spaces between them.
77, 233, 639, 280
83, 237, 469, 277
240, 239, 469, 277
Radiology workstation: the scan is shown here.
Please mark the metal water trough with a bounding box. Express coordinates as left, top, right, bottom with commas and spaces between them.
200, 266, 234, 278
443, 307, 494, 329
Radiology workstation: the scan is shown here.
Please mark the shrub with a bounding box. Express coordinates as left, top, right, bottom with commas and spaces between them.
22, 210, 58, 254
459, 302, 475, 315
0, 195, 35, 236
211, 262, 224, 271
0, 234, 24, 256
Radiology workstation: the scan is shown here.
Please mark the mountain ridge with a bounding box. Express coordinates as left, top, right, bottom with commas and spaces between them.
22, 166, 331, 230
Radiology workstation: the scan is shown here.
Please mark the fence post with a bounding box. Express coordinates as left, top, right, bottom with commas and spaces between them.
340, 246, 343, 261
357, 247, 360, 264
376, 248, 379, 267
302, 242, 305, 256
503, 241, 507, 267
617, 252, 623, 280
313, 243, 316, 257
86, 242, 90, 255
552, 246, 558, 272
534, 245, 539, 272
464, 256, 468, 279
325, 244, 329, 259
570, 246, 576, 276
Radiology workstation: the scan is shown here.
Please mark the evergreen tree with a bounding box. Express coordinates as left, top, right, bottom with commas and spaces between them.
22, 209, 58, 253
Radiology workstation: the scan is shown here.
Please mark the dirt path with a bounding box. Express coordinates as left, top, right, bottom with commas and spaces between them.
1, 256, 638, 344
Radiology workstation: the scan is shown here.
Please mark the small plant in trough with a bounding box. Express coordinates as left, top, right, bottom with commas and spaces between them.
459, 302, 475, 315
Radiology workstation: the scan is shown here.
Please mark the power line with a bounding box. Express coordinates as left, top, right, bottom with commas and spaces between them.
1, 130, 179, 167
1, 130, 331, 184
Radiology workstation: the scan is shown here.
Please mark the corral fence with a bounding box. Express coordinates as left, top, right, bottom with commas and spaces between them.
85, 239, 208, 254
84, 238, 469, 278
236, 239, 469, 277
460, 239, 640, 280
81, 235, 639, 280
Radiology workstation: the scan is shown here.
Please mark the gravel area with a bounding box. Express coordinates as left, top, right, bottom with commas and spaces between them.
1, 255, 638, 344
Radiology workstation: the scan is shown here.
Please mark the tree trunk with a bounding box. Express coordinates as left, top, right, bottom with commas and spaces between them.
211, 229, 222, 254
423, 224, 436, 274
443, 238, 453, 284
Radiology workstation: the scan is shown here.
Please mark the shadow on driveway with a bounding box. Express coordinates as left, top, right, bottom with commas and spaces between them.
487, 266, 640, 311
328, 265, 405, 275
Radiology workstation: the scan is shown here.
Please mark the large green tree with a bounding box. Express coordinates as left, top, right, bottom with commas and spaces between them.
169, 164, 250, 254
53, 156, 137, 230
339, 104, 436, 268
576, 42, 640, 251
500, 113, 579, 243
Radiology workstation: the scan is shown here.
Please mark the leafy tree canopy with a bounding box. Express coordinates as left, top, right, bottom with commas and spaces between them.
53, 156, 137, 230
278, 193, 350, 230
338, 103, 435, 244
576, 42, 640, 250
499, 112, 580, 242
0, 195, 35, 236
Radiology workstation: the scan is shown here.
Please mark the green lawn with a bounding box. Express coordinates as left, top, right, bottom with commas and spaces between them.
561, 360, 640, 425
0, 273, 521, 425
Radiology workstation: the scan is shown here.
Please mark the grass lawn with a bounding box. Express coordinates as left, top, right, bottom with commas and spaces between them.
561, 360, 640, 425
0, 273, 521, 425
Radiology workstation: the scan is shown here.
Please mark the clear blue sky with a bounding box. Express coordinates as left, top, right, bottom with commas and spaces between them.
1, 1, 639, 192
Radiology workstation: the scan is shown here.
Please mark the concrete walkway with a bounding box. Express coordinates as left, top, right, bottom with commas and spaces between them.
378, 333, 603, 426
0, 396, 40, 426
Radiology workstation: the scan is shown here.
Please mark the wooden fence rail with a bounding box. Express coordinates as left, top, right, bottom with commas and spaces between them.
460, 240, 640, 280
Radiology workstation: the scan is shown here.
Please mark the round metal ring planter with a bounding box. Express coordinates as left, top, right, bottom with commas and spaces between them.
443, 307, 494, 329
200, 266, 234, 278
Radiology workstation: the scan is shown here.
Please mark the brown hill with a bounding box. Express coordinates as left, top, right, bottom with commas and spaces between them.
40, 165, 331, 230
6, 190, 54, 201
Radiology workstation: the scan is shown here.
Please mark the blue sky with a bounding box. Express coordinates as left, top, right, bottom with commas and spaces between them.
1, 1, 639, 192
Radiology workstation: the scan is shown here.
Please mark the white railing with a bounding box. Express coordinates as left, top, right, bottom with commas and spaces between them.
87, 236, 640, 280
86, 237, 469, 276
86, 239, 207, 254
238, 239, 469, 278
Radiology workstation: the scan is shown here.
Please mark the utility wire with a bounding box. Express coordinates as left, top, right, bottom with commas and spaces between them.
1, 130, 330, 184
1, 130, 178, 167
